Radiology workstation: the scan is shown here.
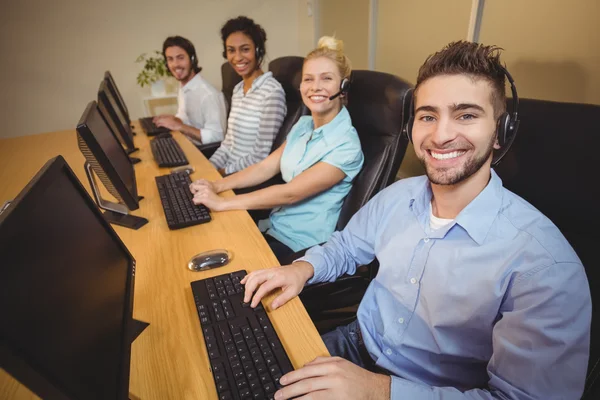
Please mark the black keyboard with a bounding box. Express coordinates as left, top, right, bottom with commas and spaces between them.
192, 270, 293, 400
150, 136, 189, 167
155, 172, 211, 229
139, 116, 170, 136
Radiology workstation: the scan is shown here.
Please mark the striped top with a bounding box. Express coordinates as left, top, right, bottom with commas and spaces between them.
209, 72, 286, 174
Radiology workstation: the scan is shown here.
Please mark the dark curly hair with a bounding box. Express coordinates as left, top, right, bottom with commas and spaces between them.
416, 41, 507, 118
162, 36, 202, 74
220, 16, 267, 66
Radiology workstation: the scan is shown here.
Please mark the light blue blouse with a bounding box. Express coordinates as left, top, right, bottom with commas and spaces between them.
259, 107, 364, 251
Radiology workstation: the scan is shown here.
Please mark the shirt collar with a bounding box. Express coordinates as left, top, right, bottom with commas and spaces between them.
298, 106, 351, 145
181, 73, 202, 93
233, 71, 274, 95
410, 170, 504, 245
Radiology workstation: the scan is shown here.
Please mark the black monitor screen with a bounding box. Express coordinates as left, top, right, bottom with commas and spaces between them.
0, 156, 134, 400
77, 101, 139, 210
98, 81, 133, 147
104, 71, 129, 123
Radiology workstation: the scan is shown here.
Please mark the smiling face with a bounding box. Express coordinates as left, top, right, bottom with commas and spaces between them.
300, 57, 343, 121
165, 46, 194, 84
412, 74, 500, 186
225, 31, 259, 78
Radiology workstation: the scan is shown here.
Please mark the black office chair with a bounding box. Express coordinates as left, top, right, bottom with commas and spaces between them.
288, 70, 413, 333
221, 61, 242, 116
269, 56, 307, 151
195, 62, 242, 159
494, 98, 600, 399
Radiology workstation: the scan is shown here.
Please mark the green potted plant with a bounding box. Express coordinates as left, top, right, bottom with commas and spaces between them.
136, 50, 171, 96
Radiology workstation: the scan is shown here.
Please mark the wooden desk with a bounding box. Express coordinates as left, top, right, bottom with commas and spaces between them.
0, 124, 328, 399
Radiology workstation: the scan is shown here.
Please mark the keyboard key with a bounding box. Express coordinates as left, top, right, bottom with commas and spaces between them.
219, 392, 232, 400
216, 382, 229, 393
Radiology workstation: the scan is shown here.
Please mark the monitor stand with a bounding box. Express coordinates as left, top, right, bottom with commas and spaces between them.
130, 318, 149, 343
128, 319, 149, 400
129, 156, 141, 164
84, 162, 148, 230
126, 147, 139, 155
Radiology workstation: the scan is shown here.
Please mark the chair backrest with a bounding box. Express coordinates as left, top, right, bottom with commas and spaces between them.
494, 98, 600, 399
336, 70, 413, 230
268, 56, 306, 151
221, 62, 242, 116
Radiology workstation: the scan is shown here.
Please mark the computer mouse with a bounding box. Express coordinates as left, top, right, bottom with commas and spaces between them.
171, 165, 194, 175
188, 249, 232, 271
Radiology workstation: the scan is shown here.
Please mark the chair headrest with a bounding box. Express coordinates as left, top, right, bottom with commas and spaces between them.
268, 56, 305, 104
336, 71, 413, 230
346, 70, 413, 141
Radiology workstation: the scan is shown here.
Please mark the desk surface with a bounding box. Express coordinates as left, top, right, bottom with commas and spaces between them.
0, 124, 328, 399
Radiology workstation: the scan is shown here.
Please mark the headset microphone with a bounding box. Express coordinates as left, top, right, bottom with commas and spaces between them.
329, 78, 350, 100
328, 91, 343, 101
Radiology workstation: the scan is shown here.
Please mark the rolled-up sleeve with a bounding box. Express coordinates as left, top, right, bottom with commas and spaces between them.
199, 92, 226, 144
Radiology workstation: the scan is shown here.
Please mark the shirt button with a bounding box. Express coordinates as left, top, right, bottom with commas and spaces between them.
424, 237, 430, 243
410, 278, 417, 284
385, 348, 393, 356
398, 318, 404, 324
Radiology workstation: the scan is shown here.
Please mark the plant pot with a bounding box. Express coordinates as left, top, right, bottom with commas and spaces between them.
151, 79, 166, 97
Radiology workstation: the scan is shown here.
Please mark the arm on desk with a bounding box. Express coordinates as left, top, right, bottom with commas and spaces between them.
191, 142, 286, 194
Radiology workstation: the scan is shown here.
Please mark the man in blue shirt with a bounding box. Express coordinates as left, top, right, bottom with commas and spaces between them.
241, 41, 591, 399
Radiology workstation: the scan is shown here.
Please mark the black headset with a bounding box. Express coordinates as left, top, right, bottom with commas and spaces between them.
403, 65, 520, 166
329, 77, 350, 100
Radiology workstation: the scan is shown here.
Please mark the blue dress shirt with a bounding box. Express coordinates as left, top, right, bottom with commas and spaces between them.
260, 107, 364, 251
300, 171, 591, 399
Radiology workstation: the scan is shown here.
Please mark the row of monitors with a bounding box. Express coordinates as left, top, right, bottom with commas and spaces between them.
78, 73, 145, 224
0, 73, 147, 399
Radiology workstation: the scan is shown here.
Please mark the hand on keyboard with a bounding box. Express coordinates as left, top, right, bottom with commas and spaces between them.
275, 356, 391, 400
240, 262, 315, 310
192, 184, 227, 211
153, 115, 183, 131
190, 178, 219, 194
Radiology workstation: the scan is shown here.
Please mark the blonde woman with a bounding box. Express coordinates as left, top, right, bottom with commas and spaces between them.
190, 36, 364, 261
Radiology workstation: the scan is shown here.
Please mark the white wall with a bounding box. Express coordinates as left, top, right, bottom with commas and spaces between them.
0, 0, 315, 138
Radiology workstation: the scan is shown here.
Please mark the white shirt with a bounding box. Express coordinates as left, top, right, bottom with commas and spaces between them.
429, 202, 453, 231
175, 73, 227, 145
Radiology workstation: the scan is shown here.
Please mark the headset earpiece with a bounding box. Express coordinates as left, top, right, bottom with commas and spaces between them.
403, 88, 415, 142
496, 112, 511, 148
340, 78, 350, 96
328, 77, 351, 101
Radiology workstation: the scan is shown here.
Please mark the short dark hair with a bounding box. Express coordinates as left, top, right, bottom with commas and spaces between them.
162, 36, 202, 73
220, 16, 267, 66
416, 41, 506, 119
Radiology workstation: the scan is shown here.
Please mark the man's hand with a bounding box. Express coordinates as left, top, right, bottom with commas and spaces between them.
191, 185, 226, 211
241, 262, 314, 310
153, 115, 183, 131
275, 357, 391, 400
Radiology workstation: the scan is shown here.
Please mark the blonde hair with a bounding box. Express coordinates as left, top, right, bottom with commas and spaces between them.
305, 36, 352, 79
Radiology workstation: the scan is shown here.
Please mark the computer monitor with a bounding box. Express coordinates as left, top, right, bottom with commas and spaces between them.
0, 155, 142, 400
97, 80, 137, 154
104, 71, 130, 124
76, 101, 148, 229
